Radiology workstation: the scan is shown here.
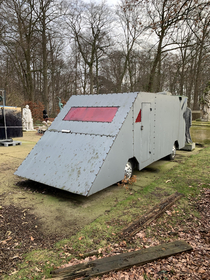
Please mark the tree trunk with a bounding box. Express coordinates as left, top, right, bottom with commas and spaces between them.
89, 64, 93, 94
41, 1, 48, 111
49, 35, 55, 116
193, 43, 204, 110
42, 27, 48, 110
26, 49, 34, 102
147, 34, 164, 92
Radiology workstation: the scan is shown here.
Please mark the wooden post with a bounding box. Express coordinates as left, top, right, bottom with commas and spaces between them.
122, 192, 183, 238
48, 240, 192, 280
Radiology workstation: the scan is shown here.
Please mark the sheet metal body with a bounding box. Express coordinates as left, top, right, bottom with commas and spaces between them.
15, 92, 187, 196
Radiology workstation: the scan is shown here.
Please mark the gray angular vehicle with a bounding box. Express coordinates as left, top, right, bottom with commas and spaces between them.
15, 92, 187, 196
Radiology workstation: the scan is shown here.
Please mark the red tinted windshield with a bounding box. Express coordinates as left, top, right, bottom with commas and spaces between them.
63, 107, 118, 122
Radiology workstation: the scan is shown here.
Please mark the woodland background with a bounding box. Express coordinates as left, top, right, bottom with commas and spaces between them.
1, 0, 210, 118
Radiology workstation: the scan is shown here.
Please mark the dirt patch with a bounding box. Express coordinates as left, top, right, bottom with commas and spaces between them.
149, 187, 170, 199
0, 204, 65, 276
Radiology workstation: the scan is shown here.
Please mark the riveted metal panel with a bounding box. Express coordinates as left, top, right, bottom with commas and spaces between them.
133, 92, 187, 170
153, 94, 187, 158
15, 130, 115, 196
49, 92, 138, 137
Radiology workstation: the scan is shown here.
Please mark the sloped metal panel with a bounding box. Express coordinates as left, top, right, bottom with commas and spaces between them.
15, 130, 115, 196
89, 108, 134, 195
49, 92, 138, 137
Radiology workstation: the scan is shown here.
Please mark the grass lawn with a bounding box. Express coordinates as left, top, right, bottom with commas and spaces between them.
1, 142, 209, 280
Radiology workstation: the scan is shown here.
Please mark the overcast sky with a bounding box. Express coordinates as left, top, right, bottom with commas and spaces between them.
107, 0, 119, 7
91, 0, 120, 7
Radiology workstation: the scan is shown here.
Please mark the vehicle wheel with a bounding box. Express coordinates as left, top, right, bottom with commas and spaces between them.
124, 160, 133, 180
168, 144, 176, 160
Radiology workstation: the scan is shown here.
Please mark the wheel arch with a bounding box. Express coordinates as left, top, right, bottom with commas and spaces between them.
174, 140, 179, 149
128, 156, 139, 170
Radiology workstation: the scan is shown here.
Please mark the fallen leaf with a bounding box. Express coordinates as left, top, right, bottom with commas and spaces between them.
35, 267, 41, 272
198, 268, 206, 273
136, 231, 145, 238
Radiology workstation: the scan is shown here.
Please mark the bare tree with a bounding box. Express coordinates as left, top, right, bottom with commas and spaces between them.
1, 0, 210, 113
66, 0, 113, 94
0, 0, 39, 101
190, 7, 210, 109
32, 0, 64, 110
143, 0, 201, 92
0, 1, 4, 39
115, 0, 146, 92
104, 50, 127, 93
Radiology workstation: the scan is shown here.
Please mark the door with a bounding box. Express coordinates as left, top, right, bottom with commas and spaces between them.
140, 103, 151, 163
